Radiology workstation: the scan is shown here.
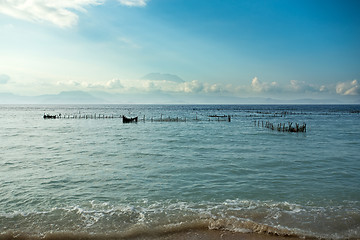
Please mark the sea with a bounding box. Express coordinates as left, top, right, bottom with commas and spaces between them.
0, 104, 359, 240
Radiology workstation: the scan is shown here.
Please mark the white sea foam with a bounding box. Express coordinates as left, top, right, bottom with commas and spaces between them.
2, 198, 359, 239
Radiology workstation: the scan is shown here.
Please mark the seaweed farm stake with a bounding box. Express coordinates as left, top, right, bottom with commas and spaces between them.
256, 120, 306, 133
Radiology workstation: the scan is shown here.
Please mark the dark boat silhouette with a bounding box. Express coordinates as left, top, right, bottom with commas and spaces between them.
43, 114, 57, 119
122, 116, 138, 123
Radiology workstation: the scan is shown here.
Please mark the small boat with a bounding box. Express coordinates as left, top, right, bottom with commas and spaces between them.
43, 114, 57, 119
122, 116, 138, 123
208, 115, 231, 122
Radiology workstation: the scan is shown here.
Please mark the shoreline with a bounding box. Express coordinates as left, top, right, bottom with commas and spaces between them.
144, 229, 305, 240
0, 230, 308, 240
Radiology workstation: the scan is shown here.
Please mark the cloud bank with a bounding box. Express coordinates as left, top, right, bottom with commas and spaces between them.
56, 77, 225, 94
56, 78, 124, 89
54, 76, 359, 98
0, 0, 149, 28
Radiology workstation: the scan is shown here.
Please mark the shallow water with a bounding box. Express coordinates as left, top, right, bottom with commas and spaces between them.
0, 104, 359, 239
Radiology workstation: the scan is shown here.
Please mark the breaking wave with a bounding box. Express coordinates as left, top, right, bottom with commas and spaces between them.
1, 199, 359, 240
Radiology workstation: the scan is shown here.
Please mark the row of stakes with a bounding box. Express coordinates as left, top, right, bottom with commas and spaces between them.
43, 113, 231, 122
255, 120, 306, 132
44, 114, 305, 132
44, 113, 116, 119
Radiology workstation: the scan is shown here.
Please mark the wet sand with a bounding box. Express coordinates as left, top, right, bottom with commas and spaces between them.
144, 229, 304, 240
0, 229, 306, 240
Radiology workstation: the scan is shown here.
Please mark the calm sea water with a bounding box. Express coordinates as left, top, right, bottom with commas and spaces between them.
0, 104, 359, 239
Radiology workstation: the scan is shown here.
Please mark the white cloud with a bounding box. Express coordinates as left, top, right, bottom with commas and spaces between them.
0, 0, 149, 28
251, 77, 263, 92
103, 79, 124, 89
56, 79, 124, 89
117, 0, 148, 7
287, 80, 319, 93
122, 79, 182, 92
336, 80, 359, 95
126, 79, 235, 94
0, 0, 103, 28
250, 77, 338, 95
0, 0, 148, 28
251, 77, 279, 92
182, 80, 204, 93
249, 77, 360, 97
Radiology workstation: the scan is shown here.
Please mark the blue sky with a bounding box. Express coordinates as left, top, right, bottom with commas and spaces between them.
0, 0, 359, 102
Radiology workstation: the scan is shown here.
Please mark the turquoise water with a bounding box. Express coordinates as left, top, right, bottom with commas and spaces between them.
0, 105, 359, 239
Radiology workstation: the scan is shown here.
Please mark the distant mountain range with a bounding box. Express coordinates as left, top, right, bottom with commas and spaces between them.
141, 73, 185, 83
0, 91, 357, 104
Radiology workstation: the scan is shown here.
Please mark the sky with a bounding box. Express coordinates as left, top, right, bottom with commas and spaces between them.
0, 0, 359, 103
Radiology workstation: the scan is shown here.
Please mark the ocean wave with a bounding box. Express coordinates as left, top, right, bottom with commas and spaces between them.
1, 199, 359, 240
